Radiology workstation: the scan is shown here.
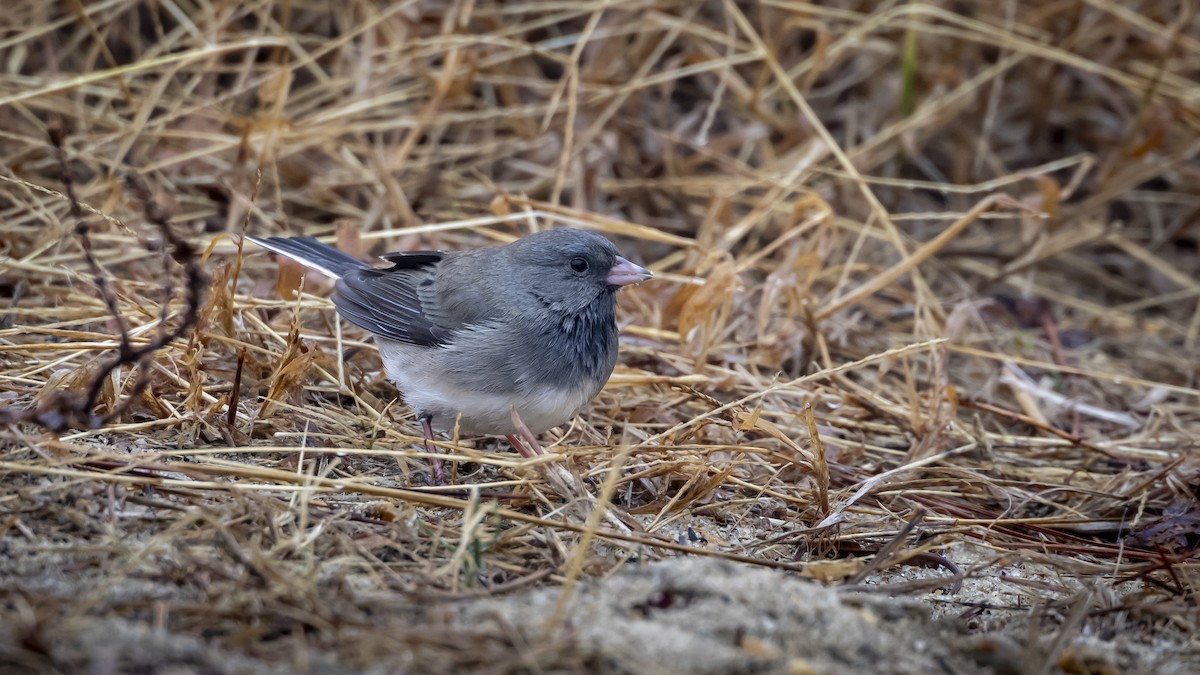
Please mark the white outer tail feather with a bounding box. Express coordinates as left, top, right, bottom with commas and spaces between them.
245, 236, 355, 279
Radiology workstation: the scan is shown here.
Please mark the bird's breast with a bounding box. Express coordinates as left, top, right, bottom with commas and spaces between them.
531, 295, 619, 386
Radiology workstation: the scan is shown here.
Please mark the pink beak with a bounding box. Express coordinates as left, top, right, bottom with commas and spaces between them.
606, 256, 653, 287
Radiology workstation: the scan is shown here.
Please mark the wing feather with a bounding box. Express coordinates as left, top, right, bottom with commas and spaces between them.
332, 252, 456, 347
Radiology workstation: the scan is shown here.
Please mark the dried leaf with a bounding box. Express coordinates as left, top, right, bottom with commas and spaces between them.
800, 558, 864, 583
335, 219, 365, 260
259, 328, 317, 420
275, 257, 307, 301
676, 255, 741, 366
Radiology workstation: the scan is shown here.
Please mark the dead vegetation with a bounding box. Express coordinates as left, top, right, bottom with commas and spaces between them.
1, 1, 1199, 672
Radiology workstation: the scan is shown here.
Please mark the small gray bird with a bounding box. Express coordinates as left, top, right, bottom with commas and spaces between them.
247, 228, 651, 480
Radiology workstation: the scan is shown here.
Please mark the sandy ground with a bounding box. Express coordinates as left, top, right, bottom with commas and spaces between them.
2, 515, 1192, 675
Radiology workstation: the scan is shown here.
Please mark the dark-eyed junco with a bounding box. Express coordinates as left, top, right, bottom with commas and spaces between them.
247, 228, 651, 480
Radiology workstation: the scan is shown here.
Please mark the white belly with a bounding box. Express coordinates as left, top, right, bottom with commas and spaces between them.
376, 339, 596, 436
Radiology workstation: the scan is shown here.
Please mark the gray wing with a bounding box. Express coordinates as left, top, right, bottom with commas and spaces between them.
332, 251, 457, 347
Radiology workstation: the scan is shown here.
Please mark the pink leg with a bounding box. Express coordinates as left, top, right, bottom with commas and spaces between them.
505, 434, 535, 458
420, 415, 445, 484
508, 407, 544, 456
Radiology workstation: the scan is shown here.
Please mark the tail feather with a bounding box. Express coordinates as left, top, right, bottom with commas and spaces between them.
245, 236, 367, 279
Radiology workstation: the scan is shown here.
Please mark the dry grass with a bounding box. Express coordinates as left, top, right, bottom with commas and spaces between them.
2, 0, 1199, 672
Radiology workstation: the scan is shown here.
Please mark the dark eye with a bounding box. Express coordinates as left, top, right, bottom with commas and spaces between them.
570, 257, 589, 273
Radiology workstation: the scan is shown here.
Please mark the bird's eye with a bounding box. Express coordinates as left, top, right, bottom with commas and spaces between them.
570, 257, 589, 273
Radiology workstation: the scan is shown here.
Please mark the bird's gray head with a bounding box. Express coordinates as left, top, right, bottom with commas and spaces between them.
506, 228, 651, 315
